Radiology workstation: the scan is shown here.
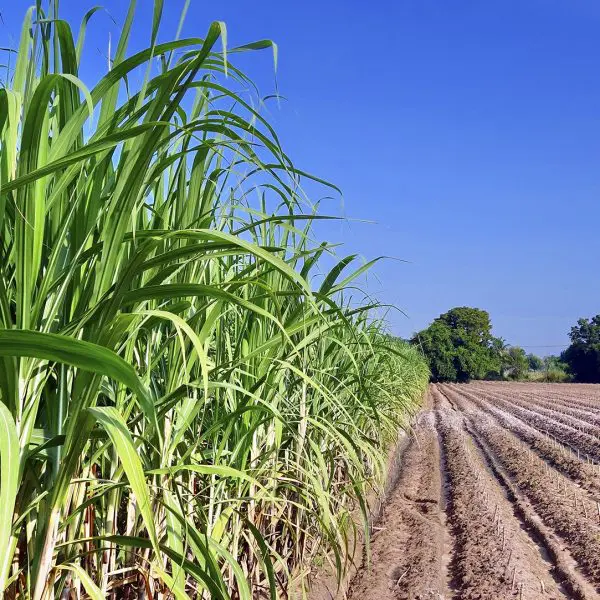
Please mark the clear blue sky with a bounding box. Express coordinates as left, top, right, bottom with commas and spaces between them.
3, 1, 600, 354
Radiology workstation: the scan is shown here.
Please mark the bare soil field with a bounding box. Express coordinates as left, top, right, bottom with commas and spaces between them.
346, 382, 600, 600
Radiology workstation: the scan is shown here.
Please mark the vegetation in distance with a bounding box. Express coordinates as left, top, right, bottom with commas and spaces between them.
0, 2, 429, 599
411, 306, 600, 384
562, 316, 600, 383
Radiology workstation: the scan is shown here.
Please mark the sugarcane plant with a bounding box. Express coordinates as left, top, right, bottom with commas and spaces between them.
0, 1, 429, 598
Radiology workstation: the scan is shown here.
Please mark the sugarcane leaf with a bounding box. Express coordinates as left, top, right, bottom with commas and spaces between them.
54, 563, 103, 600
0, 330, 154, 425
87, 407, 158, 550
0, 402, 19, 592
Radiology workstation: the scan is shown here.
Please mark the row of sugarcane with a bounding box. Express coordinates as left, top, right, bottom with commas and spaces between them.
0, 2, 430, 598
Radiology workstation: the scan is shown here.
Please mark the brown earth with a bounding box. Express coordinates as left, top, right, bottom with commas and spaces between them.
449, 386, 600, 497
462, 386, 600, 463
347, 408, 446, 600
333, 382, 600, 600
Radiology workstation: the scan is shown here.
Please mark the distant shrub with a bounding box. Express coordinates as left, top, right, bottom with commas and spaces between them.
527, 353, 544, 371
562, 315, 600, 382
527, 369, 570, 383
545, 369, 571, 383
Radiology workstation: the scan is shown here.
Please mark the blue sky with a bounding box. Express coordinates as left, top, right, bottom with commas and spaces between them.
3, 1, 600, 354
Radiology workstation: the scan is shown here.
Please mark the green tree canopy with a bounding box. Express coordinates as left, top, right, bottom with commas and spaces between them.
502, 346, 529, 380
544, 355, 567, 370
562, 316, 600, 382
414, 319, 457, 382
412, 307, 500, 382
527, 353, 544, 371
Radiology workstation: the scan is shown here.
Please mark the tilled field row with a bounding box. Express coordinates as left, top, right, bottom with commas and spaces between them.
470, 382, 600, 417
346, 383, 600, 600
444, 385, 600, 497
495, 391, 600, 429
467, 385, 600, 443
348, 392, 447, 600
459, 385, 600, 464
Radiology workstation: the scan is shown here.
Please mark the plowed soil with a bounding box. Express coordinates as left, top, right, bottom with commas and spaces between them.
344, 382, 600, 600
348, 397, 446, 600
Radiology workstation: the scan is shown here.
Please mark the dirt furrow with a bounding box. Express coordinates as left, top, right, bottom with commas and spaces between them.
468, 415, 600, 589
342, 383, 600, 600
482, 388, 600, 440
470, 383, 600, 413
469, 383, 600, 424
510, 394, 600, 429
347, 409, 446, 600
466, 421, 599, 600
440, 384, 600, 497
463, 387, 600, 463
434, 391, 573, 599
438, 411, 566, 599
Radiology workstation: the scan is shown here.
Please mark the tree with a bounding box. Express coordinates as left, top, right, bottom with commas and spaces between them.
412, 307, 499, 382
490, 341, 529, 380
490, 337, 508, 378
562, 316, 600, 382
527, 353, 543, 371
544, 355, 567, 371
439, 306, 493, 344
502, 346, 529, 380
539, 355, 569, 382
414, 320, 457, 382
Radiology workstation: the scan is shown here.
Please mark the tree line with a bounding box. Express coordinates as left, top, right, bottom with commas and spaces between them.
410, 307, 597, 383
